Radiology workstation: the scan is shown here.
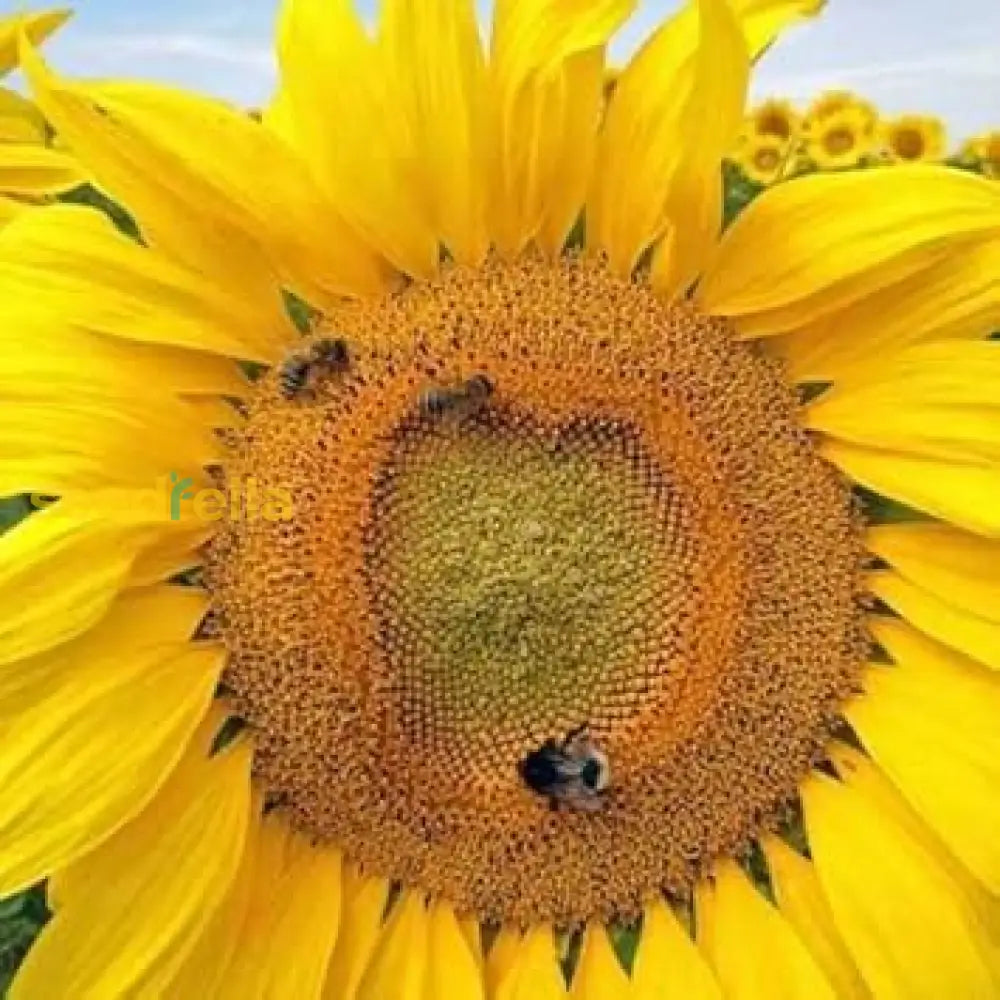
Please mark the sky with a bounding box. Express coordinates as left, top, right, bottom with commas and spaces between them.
5, 0, 1000, 141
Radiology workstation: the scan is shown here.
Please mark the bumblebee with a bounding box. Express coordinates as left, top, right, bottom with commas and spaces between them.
419, 373, 493, 417
519, 725, 610, 813
278, 337, 349, 400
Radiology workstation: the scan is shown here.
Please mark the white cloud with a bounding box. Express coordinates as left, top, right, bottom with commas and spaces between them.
56, 31, 274, 75
756, 44, 1000, 98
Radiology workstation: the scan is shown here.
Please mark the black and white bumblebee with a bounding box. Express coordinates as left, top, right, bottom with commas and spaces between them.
519, 725, 610, 813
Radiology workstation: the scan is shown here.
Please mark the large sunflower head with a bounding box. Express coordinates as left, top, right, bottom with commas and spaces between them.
746, 97, 800, 141
880, 114, 947, 164
3, 1, 1000, 997
0, 8, 84, 214
805, 106, 874, 170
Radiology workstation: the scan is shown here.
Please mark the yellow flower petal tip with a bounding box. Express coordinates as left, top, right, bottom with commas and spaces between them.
0, 8, 71, 76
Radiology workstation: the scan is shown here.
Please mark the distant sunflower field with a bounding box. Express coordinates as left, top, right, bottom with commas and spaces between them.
725, 88, 999, 194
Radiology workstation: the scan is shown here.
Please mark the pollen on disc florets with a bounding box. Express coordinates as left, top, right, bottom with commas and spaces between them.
205, 253, 869, 927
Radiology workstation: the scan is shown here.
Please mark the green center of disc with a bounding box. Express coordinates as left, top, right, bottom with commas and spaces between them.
364, 411, 687, 756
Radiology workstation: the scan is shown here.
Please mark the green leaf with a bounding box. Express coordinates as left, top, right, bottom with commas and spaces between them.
0, 886, 48, 997
0, 497, 31, 535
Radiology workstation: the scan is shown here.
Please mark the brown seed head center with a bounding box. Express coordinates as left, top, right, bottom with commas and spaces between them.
824, 126, 857, 156
206, 255, 867, 926
893, 127, 925, 160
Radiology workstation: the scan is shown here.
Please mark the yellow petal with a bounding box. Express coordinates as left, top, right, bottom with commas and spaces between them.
848, 640, 1000, 895
534, 49, 604, 256
10, 710, 252, 998
770, 241, 1000, 382
0, 117, 42, 144
461, 916, 484, 971
806, 341, 1000, 465
0, 377, 219, 496
833, 742, 1000, 969
0, 587, 215, 896
0, 193, 27, 225
380, 0, 489, 266
162, 798, 259, 1000
0, 9, 68, 76
323, 865, 391, 1000
733, 0, 824, 58
490, 0, 635, 257
695, 860, 838, 1000
84, 80, 390, 303
0, 491, 206, 665
19, 42, 367, 323
20, 44, 281, 315
0, 296, 236, 396
215, 814, 343, 999
869, 571, 1000, 671
820, 438, 1000, 538
0, 143, 85, 195
496, 925, 567, 1000
698, 167, 1000, 331
867, 521, 1000, 623
426, 900, 486, 1000
802, 748, 999, 1000
569, 923, 628, 999
632, 900, 722, 1000
591, 0, 746, 286
736, 244, 956, 341
0, 312, 248, 402
650, 0, 749, 297
0, 584, 207, 713
127, 524, 212, 587
0, 116, 42, 144
761, 837, 871, 1000
486, 926, 523, 999
273, 0, 437, 278
357, 890, 429, 1000
0, 203, 289, 362
0, 86, 46, 142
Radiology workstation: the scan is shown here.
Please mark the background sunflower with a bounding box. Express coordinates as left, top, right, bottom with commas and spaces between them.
745, 97, 800, 142
880, 113, 948, 164
729, 89, 997, 187
733, 132, 790, 185
805, 106, 874, 170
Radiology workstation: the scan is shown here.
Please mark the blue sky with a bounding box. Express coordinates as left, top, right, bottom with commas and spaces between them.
6, 0, 1000, 141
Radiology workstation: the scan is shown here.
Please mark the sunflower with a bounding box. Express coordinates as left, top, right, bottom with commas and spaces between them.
3, 0, 1000, 996
961, 130, 1000, 177
804, 89, 878, 137
805, 106, 873, 170
0, 9, 84, 217
745, 97, 799, 142
734, 132, 789, 185
880, 114, 947, 164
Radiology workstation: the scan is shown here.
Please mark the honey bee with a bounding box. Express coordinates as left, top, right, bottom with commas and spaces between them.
419, 374, 494, 418
519, 725, 610, 813
278, 337, 349, 400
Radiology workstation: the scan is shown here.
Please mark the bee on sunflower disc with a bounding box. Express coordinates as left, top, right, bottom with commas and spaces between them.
278, 337, 350, 400
519, 725, 611, 813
